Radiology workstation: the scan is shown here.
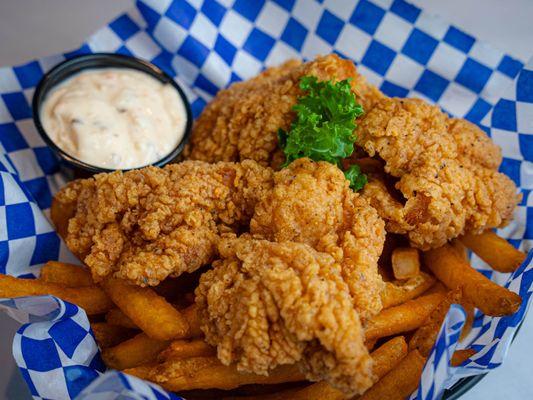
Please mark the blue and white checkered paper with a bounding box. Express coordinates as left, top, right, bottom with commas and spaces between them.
0, 0, 532, 399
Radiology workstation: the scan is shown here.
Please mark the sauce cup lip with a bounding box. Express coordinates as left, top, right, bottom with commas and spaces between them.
32, 52, 194, 174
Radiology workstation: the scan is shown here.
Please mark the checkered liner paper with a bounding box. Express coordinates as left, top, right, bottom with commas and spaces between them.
0, 0, 532, 399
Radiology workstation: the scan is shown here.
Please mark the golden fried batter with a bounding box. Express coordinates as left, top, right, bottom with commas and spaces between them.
359, 98, 519, 249
52, 160, 274, 285
184, 54, 383, 168
195, 237, 374, 396
250, 158, 385, 320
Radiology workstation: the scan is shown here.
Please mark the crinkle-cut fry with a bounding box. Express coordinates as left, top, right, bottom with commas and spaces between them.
0, 274, 113, 315
220, 337, 408, 400
365, 292, 446, 340
124, 357, 305, 391
381, 272, 436, 308
106, 309, 138, 330
40, 261, 94, 287
424, 245, 522, 316
359, 350, 426, 400
102, 332, 170, 370
91, 322, 134, 349
409, 289, 463, 357
391, 247, 420, 280
451, 349, 477, 367
158, 339, 215, 362
181, 304, 203, 338
102, 278, 189, 340
460, 231, 526, 273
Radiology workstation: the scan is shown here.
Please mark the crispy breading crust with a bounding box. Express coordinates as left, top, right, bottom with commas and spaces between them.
184, 54, 383, 168
250, 159, 385, 320
359, 97, 519, 249
195, 237, 374, 396
52, 160, 274, 285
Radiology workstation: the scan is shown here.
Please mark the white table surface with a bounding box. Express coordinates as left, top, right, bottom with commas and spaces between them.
0, 1, 532, 399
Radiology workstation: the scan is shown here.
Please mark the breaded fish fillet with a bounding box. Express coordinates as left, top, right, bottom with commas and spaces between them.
51, 160, 274, 285
250, 158, 385, 320
359, 97, 519, 249
195, 237, 374, 396
184, 54, 383, 168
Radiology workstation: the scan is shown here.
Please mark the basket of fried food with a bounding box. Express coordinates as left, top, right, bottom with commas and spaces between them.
0, 54, 528, 400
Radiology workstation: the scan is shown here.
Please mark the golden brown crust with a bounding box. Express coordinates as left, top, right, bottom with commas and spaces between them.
195, 237, 374, 396
185, 54, 383, 168
359, 97, 519, 249
52, 160, 274, 286
250, 159, 385, 320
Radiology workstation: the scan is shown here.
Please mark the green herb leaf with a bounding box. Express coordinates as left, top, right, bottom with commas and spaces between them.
344, 165, 368, 191
278, 75, 367, 191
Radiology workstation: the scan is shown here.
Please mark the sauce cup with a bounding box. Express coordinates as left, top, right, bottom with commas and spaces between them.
32, 53, 193, 175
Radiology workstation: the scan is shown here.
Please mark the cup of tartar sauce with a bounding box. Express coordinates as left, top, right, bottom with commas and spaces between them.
32, 53, 192, 173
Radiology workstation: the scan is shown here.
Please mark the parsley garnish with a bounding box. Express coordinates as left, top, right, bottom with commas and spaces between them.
344, 164, 368, 191
278, 76, 367, 191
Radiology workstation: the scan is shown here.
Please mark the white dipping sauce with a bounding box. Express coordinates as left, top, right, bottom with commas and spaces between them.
40, 68, 187, 169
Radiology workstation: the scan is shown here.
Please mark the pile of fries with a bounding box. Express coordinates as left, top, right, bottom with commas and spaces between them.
0, 231, 525, 400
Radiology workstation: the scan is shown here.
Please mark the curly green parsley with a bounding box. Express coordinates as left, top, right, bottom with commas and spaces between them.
278, 76, 367, 191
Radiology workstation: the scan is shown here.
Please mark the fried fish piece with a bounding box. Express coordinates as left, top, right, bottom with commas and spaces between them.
359, 97, 519, 249
52, 160, 274, 286
250, 158, 385, 320
184, 54, 383, 168
195, 237, 374, 396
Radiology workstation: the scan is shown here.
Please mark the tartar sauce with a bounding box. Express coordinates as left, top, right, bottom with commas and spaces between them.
40, 68, 187, 169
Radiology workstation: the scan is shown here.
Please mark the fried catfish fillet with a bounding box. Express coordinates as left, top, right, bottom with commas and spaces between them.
250, 158, 385, 320
195, 237, 374, 396
51, 160, 274, 285
358, 98, 519, 249
195, 159, 385, 396
184, 54, 383, 168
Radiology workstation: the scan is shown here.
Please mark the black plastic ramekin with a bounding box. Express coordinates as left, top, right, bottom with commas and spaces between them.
32, 53, 193, 174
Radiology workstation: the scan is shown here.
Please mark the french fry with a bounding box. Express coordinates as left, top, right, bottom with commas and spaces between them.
424, 245, 522, 316
451, 349, 476, 367
370, 336, 409, 379
102, 332, 170, 370
409, 289, 463, 357
40, 261, 93, 287
460, 300, 475, 340
450, 239, 468, 261
91, 322, 134, 349
181, 304, 203, 338
222, 386, 305, 400
228, 336, 409, 400
102, 278, 189, 340
358, 350, 426, 400
366, 292, 446, 340
391, 247, 420, 280
381, 272, 436, 308
378, 234, 405, 282
0, 274, 113, 315
424, 282, 447, 295
124, 357, 305, 391
158, 339, 215, 362
359, 350, 426, 400
106, 309, 138, 330
460, 231, 526, 273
